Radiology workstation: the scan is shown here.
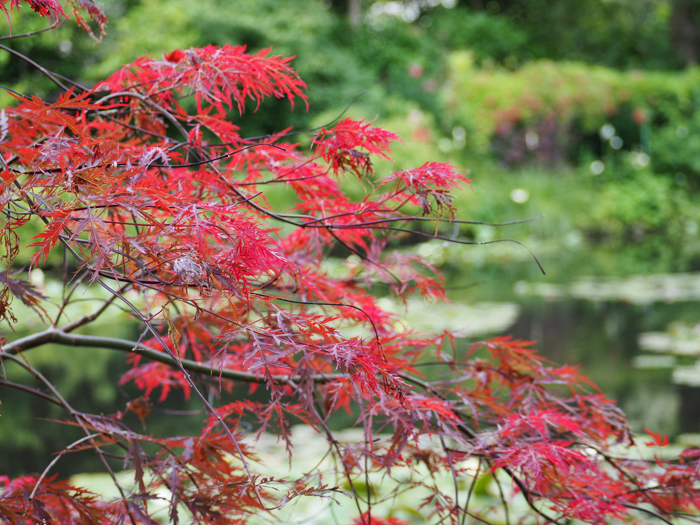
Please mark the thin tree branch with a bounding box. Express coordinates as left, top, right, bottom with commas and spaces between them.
0, 328, 347, 385
0, 42, 69, 90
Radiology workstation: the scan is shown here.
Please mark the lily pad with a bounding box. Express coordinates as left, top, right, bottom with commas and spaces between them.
673, 364, 700, 387
378, 297, 520, 336
638, 322, 700, 385
639, 322, 700, 356
631, 355, 677, 369
516, 273, 700, 304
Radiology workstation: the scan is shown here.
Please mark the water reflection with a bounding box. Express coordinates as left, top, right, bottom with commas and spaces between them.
431, 238, 700, 439
516, 273, 700, 304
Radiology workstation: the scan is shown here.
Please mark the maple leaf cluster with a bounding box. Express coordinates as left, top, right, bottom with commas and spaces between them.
0, 3, 699, 524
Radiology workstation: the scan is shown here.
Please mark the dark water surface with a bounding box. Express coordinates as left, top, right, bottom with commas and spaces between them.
440, 237, 700, 437
2, 237, 700, 478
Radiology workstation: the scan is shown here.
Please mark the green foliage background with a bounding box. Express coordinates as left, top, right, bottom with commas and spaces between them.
3, 0, 700, 476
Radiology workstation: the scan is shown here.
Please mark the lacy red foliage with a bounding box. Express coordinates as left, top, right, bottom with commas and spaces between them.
103, 44, 307, 115
313, 118, 398, 177
0, 0, 64, 22
0, 4, 699, 525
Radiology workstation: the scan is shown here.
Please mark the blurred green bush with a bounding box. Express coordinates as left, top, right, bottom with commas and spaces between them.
3, 0, 700, 478
443, 53, 700, 174
2, 0, 699, 245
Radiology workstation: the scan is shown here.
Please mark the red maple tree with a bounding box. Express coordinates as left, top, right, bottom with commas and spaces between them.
1, 2, 699, 524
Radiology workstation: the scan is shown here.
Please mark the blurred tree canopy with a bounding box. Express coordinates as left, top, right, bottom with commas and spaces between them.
3, 0, 695, 120
330, 0, 691, 69
456, 0, 678, 69
2, 0, 700, 478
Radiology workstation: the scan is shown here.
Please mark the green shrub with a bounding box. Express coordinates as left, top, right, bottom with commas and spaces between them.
443, 54, 700, 180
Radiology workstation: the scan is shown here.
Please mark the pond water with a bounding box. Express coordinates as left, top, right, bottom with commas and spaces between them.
414, 233, 700, 440
3, 233, 700, 480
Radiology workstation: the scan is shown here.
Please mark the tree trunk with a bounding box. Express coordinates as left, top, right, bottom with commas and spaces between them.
348, 0, 362, 26
670, 0, 700, 65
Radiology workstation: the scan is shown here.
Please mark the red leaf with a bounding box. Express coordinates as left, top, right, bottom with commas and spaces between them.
644, 427, 669, 447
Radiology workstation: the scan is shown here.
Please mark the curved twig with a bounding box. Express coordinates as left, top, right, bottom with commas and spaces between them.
1, 328, 347, 385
